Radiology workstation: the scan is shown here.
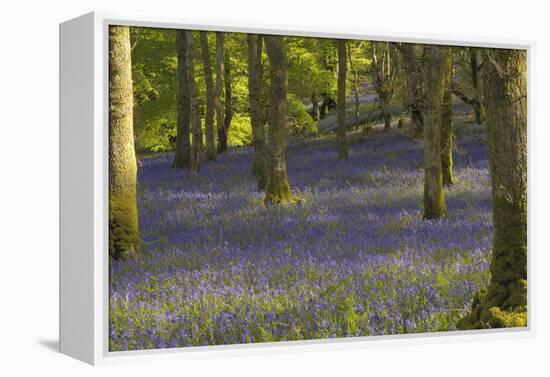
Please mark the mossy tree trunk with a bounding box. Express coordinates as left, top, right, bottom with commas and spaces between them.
172, 30, 192, 169
337, 39, 348, 160
264, 35, 296, 205
247, 34, 269, 190
186, 31, 201, 172
108, 26, 140, 260
458, 49, 527, 329
200, 31, 216, 161
399, 43, 424, 137
441, 50, 454, 187
422, 45, 449, 220
214, 32, 225, 155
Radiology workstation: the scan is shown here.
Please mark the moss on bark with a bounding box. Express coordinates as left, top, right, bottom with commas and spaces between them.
457, 280, 527, 329
264, 170, 298, 206
109, 26, 140, 259
264, 35, 298, 206
458, 49, 527, 330
109, 192, 140, 259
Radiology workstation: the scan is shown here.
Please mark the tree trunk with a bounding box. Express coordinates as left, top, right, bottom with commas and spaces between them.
186, 31, 201, 172
469, 48, 485, 124
400, 43, 424, 137
311, 90, 320, 121
172, 30, 192, 169
441, 51, 454, 187
337, 39, 348, 159
377, 92, 392, 132
370, 42, 396, 133
108, 26, 140, 260
320, 95, 330, 118
383, 106, 392, 131
219, 50, 232, 153
214, 32, 225, 155
458, 49, 527, 329
264, 35, 296, 205
248, 34, 269, 190
347, 43, 360, 120
422, 45, 449, 220
200, 31, 216, 161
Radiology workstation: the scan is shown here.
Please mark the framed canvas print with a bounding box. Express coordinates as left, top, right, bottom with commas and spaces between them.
59, 11, 533, 365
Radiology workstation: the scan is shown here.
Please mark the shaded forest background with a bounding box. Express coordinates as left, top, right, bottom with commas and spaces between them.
129, 28, 483, 155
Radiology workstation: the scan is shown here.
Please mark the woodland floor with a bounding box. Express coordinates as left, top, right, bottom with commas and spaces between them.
109, 115, 492, 351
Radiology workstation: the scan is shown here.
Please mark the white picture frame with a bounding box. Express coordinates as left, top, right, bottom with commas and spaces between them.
59, 11, 535, 365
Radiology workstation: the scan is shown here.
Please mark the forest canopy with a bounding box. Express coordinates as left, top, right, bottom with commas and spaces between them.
130, 29, 384, 154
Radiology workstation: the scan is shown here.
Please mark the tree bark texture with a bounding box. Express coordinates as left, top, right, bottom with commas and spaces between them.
219, 50, 233, 153
187, 31, 201, 172
441, 51, 454, 187
200, 31, 216, 161
422, 45, 449, 220
347, 43, 360, 120
370, 42, 397, 132
108, 26, 140, 260
247, 34, 269, 190
172, 30, 192, 169
337, 39, 349, 159
469, 48, 485, 124
214, 32, 225, 155
264, 35, 296, 205
458, 49, 527, 329
400, 43, 424, 137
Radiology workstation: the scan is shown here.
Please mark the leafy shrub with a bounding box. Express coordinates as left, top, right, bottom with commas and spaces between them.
137, 114, 176, 154
136, 98, 319, 154
288, 94, 318, 137
227, 115, 253, 147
